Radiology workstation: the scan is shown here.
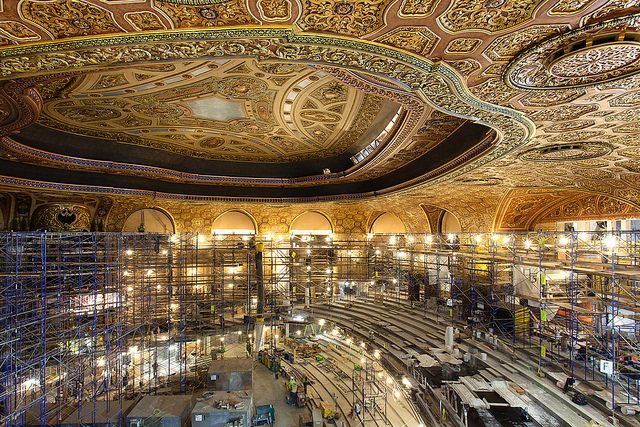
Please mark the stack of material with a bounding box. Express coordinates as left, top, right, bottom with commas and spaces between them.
127, 395, 193, 427
207, 358, 253, 391
61, 400, 138, 427
191, 391, 253, 427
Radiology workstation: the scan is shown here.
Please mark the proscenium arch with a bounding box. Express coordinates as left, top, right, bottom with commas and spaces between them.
289, 211, 333, 235
369, 212, 407, 234
122, 207, 176, 233
212, 210, 257, 235
0, 28, 534, 200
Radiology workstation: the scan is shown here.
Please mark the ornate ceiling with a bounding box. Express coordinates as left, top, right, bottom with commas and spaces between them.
0, 0, 639, 231
38, 59, 398, 163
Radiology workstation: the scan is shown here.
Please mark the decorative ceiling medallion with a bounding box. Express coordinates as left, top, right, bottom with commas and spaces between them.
506, 13, 640, 89
548, 42, 640, 78
519, 142, 613, 162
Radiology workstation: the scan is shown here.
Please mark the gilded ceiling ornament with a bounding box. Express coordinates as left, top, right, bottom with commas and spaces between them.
618, 160, 640, 173
444, 38, 481, 55
217, 76, 268, 98
530, 104, 598, 121
0, 21, 40, 41
614, 122, 640, 133
470, 78, 519, 106
573, 168, 616, 179
619, 147, 640, 158
609, 90, 640, 107
297, 0, 393, 37
519, 142, 613, 162
377, 26, 440, 55
438, 0, 545, 34
483, 25, 569, 61
19, 0, 123, 39
542, 120, 595, 133
255, 62, 307, 75
152, 0, 258, 27
114, 114, 152, 127
550, 44, 640, 78
506, 13, 640, 89
124, 12, 168, 31
257, 0, 291, 21
89, 73, 129, 90
310, 81, 348, 105
547, 130, 604, 142
519, 88, 586, 107
56, 105, 121, 121
604, 110, 640, 122
597, 74, 640, 90
398, 0, 439, 16
448, 59, 480, 76
549, 0, 596, 14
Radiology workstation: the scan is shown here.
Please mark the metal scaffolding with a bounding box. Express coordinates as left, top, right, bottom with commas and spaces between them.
1, 231, 640, 424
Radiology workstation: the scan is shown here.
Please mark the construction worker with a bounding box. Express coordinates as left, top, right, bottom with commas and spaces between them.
288, 377, 298, 405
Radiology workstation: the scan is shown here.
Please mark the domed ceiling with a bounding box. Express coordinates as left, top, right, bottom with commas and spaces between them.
38, 59, 398, 163
0, 0, 638, 229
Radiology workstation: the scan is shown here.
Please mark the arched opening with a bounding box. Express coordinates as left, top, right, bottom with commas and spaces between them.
122, 208, 175, 233
290, 211, 333, 235
370, 212, 406, 234
212, 210, 256, 235
440, 211, 462, 234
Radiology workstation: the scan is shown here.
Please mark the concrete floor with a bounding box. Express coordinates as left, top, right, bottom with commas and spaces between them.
253, 361, 309, 427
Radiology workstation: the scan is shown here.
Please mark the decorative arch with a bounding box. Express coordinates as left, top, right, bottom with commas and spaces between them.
122, 207, 175, 233
439, 210, 462, 234
369, 212, 406, 234
493, 188, 640, 231
212, 209, 257, 234
290, 210, 333, 235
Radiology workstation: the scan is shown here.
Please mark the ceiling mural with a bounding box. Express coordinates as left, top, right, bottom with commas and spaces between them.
0, 0, 638, 231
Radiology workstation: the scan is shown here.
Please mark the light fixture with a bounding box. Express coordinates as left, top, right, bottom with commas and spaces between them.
524, 239, 532, 249
604, 234, 617, 250
474, 235, 482, 244
125, 249, 133, 256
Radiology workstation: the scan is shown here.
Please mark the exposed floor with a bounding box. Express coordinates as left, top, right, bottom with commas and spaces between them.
253, 360, 309, 427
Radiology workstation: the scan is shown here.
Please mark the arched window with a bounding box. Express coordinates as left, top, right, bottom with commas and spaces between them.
212, 211, 256, 235
290, 211, 333, 235
440, 211, 461, 234
122, 208, 175, 233
370, 212, 406, 234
